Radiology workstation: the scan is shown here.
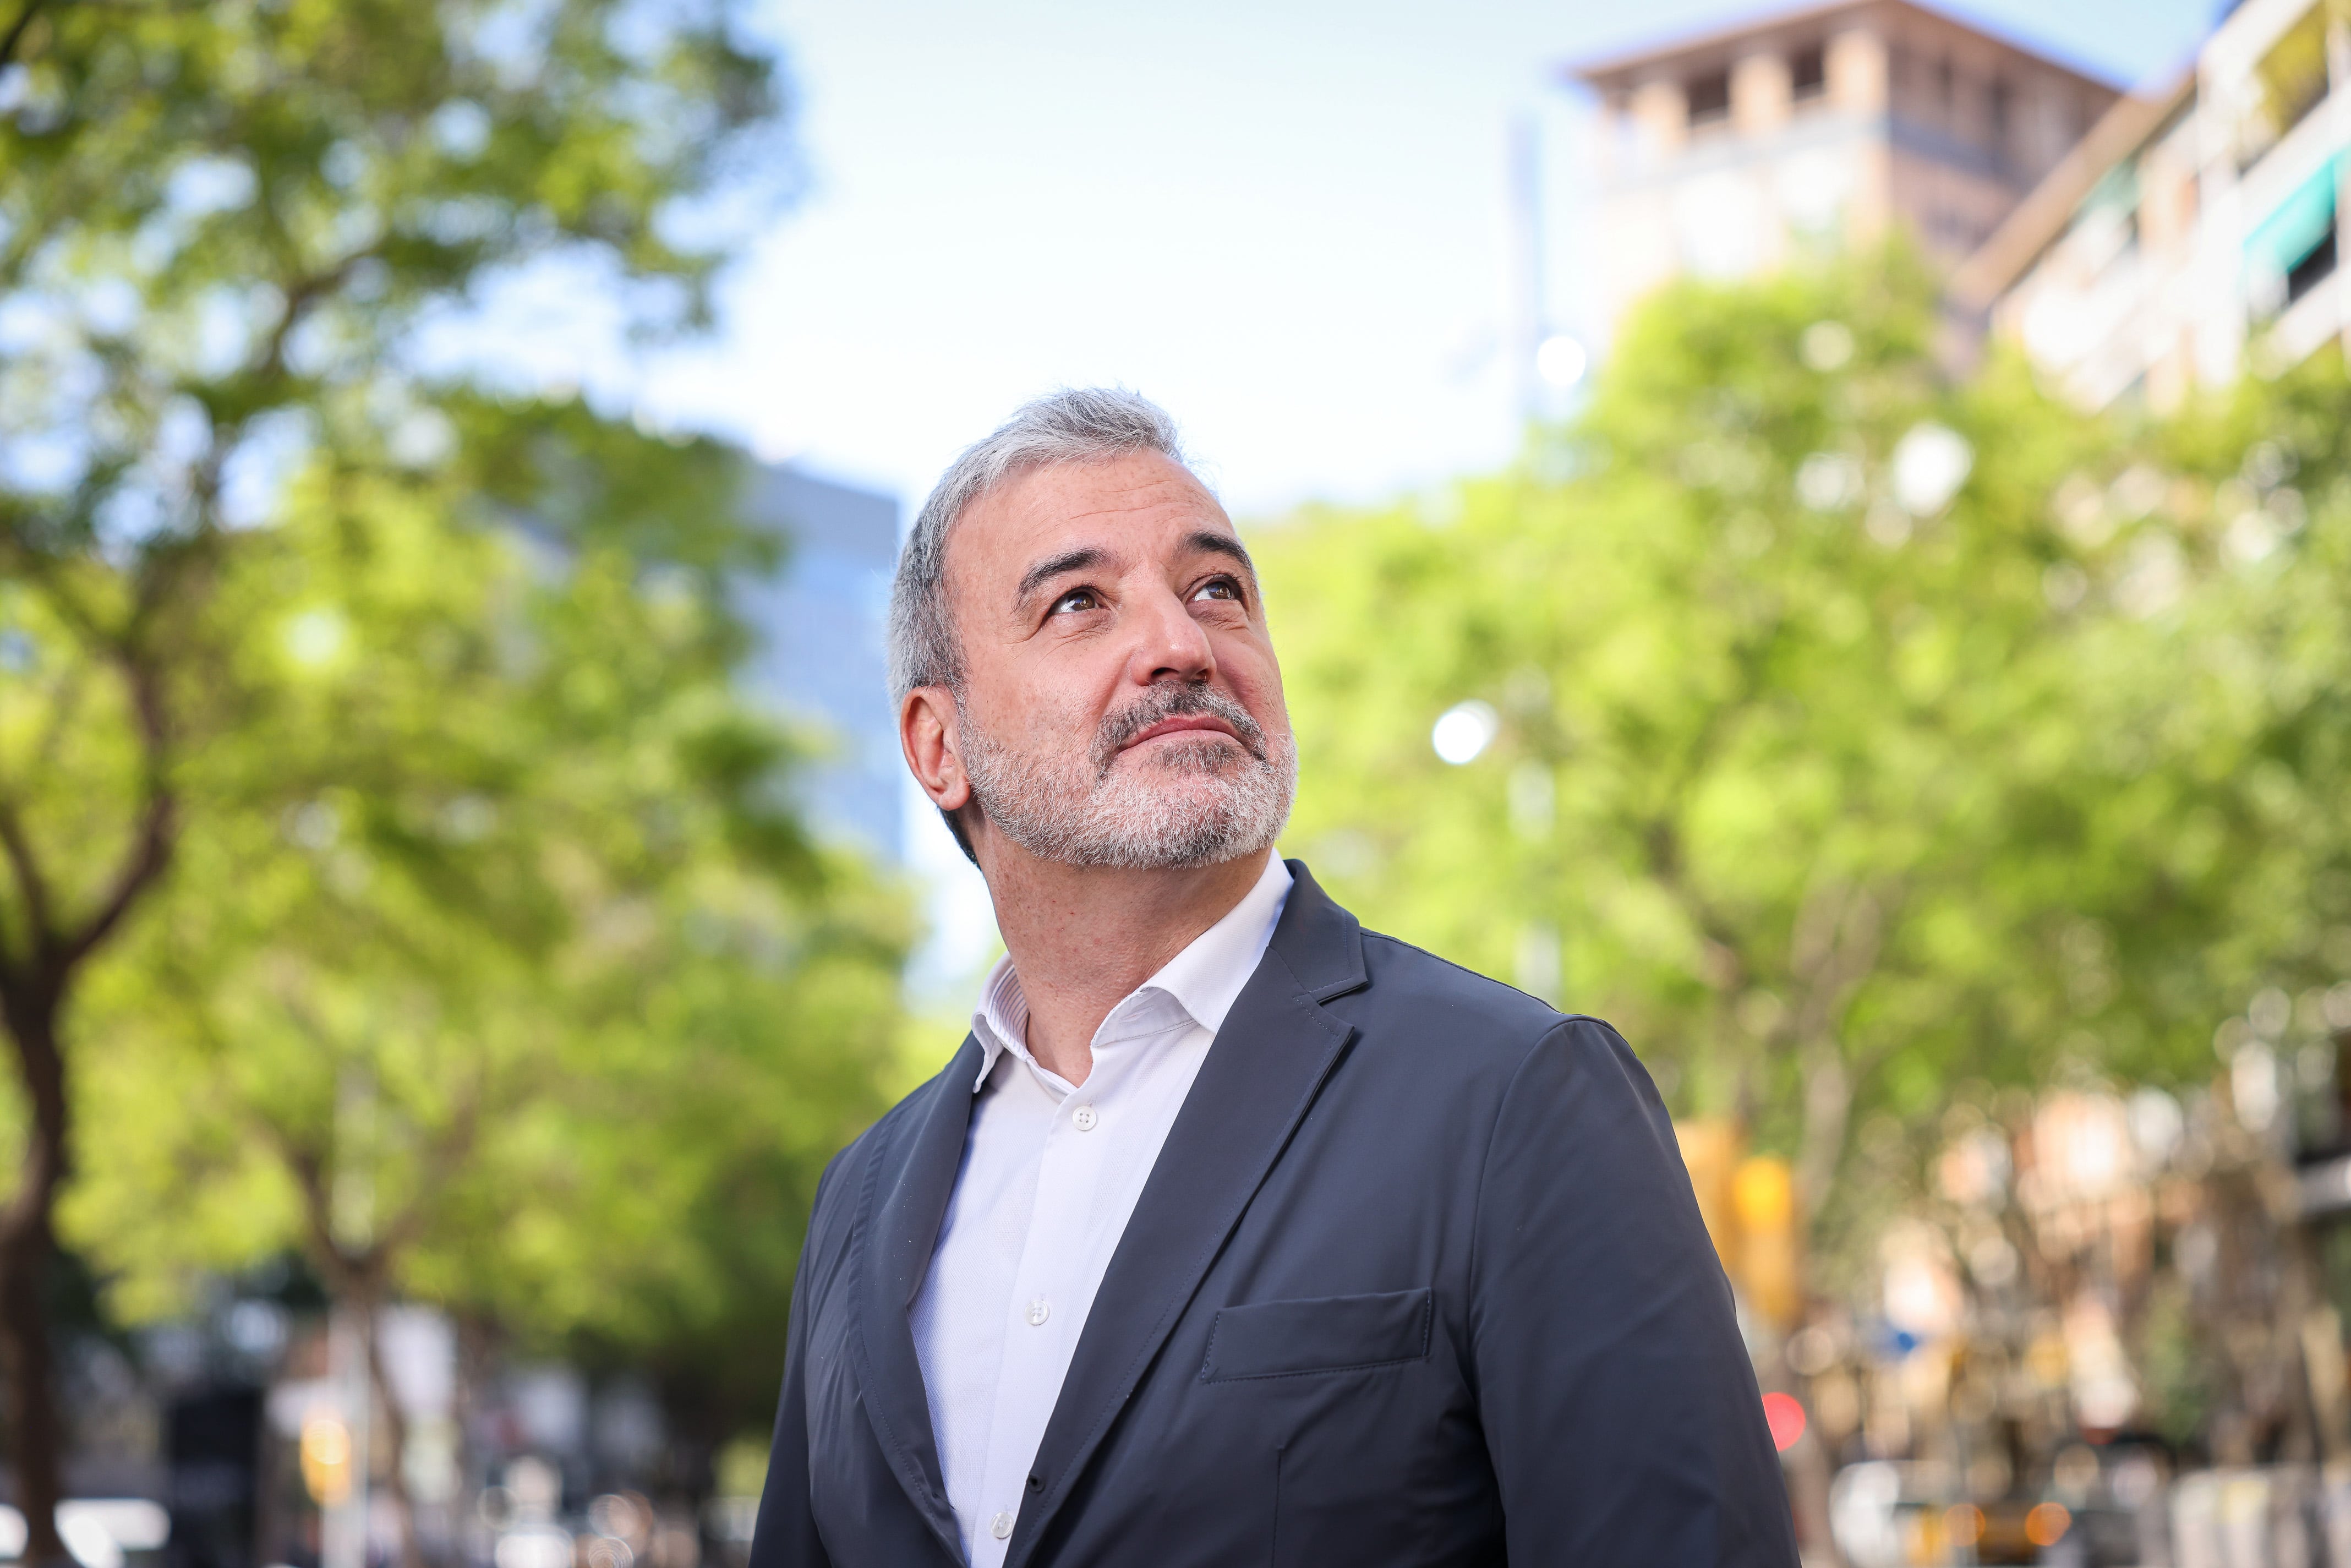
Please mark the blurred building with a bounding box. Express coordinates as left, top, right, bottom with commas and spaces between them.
1956, 0, 2351, 409
1569, 1, 2119, 334
735, 467, 905, 864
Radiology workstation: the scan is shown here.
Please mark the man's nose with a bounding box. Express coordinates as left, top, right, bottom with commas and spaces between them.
1125, 583, 1216, 685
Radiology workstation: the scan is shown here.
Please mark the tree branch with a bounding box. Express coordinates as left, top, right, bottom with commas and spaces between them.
1782, 881, 1901, 1212
0, 798, 54, 957
1786, 881, 1889, 1046
371, 1086, 481, 1264
0, 543, 105, 653
1640, 815, 1754, 990
0, 663, 95, 968
280, 1133, 349, 1285
264, 987, 486, 1283
28, 663, 86, 778
57, 652, 173, 969
245, 243, 385, 390
1622, 625, 1787, 997
161, 243, 387, 534
0, 0, 51, 73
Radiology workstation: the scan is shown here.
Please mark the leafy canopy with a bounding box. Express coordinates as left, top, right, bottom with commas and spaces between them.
1254, 252, 2351, 1226
0, 0, 889, 1449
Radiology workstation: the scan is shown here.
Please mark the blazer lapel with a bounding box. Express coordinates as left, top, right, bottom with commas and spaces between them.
1007, 862, 1370, 1568
852, 1034, 984, 1563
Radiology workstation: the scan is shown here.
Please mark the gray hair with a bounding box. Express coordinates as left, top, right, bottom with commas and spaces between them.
887, 387, 1188, 706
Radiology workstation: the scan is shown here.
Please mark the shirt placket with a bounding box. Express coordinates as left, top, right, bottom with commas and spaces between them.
969, 1045, 1123, 1565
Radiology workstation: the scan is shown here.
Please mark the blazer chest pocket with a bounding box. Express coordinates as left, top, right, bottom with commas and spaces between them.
1199, 1287, 1432, 1382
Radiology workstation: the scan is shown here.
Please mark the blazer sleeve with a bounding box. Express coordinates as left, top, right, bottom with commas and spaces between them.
1468, 1018, 1798, 1567
747, 1159, 843, 1568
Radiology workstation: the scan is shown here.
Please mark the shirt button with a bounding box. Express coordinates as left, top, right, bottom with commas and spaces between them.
1072, 1105, 1098, 1132
991, 1511, 1015, 1540
1026, 1297, 1051, 1326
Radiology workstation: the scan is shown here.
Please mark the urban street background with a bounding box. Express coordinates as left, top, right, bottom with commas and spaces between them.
2, 0, 2348, 1565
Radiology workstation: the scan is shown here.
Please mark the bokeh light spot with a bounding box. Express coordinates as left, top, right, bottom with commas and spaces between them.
1431, 701, 1500, 765
1761, 1390, 1806, 1452
2026, 1501, 2072, 1547
1535, 334, 1588, 389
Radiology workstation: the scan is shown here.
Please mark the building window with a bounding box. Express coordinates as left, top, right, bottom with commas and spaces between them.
1687, 69, 1732, 127
2244, 153, 2340, 315
1791, 43, 1827, 101
2238, 3, 2332, 170
2287, 228, 2338, 304
1985, 75, 2014, 166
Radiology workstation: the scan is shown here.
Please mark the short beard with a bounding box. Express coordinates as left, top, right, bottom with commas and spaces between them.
959, 681, 1296, 871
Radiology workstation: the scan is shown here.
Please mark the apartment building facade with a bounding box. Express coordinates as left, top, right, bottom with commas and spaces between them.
1957, 0, 2351, 409
1570, 0, 2119, 335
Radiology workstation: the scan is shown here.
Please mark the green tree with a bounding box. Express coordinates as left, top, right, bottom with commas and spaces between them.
2120, 353, 2351, 1017
0, 0, 783, 1540
1253, 252, 2270, 1242
57, 440, 904, 1558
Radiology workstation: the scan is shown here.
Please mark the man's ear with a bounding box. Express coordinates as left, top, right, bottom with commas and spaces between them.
900, 686, 972, 813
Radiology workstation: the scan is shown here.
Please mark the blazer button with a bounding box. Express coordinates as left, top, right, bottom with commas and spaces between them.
1027, 1473, 1045, 1492
991, 1512, 1014, 1540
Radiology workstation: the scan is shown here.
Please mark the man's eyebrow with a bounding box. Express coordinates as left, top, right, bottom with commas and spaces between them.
1016, 546, 1108, 604
1015, 533, 1254, 606
1188, 531, 1255, 576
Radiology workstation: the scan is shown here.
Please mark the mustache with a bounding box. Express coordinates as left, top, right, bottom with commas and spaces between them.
1090, 682, 1268, 777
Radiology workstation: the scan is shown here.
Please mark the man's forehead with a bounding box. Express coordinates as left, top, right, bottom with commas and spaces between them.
957, 454, 1236, 576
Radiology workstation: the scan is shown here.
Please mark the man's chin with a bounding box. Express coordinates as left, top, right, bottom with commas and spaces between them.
1085, 773, 1289, 866
1108, 732, 1253, 778
1098, 771, 1254, 821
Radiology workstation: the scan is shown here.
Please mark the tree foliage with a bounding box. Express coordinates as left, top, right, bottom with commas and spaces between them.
0, 0, 818, 1529
1254, 253, 2351, 1247
59, 432, 905, 1430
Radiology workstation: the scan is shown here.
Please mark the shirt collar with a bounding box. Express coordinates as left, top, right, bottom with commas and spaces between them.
967, 851, 1294, 1093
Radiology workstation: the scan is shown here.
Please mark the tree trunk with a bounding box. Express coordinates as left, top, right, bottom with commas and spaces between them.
1771, 1365, 1843, 1567
361, 1297, 428, 1568
1794, 1035, 1852, 1220
0, 986, 73, 1567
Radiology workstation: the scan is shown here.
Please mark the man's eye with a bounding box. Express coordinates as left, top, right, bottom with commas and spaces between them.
1052, 588, 1100, 614
1193, 578, 1242, 603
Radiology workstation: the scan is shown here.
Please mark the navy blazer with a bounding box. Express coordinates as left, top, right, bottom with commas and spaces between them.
750, 862, 1797, 1567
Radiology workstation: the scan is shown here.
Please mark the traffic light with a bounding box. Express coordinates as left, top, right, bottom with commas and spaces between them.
1732, 1153, 1802, 1329
1674, 1119, 1805, 1329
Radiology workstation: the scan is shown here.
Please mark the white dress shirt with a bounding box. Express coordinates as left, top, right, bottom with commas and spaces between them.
909, 851, 1294, 1568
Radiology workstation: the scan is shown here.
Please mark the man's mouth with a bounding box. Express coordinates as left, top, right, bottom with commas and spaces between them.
1091, 686, 1267, 778
1120, 714, 1242, 750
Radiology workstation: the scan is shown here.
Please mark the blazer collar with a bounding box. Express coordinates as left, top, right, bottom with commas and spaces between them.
1007, 860, 1368, 1566
1259, 858, 1370, 1003
851, 1032, 983, 1563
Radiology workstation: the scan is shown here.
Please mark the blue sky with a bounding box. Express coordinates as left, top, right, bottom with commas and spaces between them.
627, 0, 2216, 521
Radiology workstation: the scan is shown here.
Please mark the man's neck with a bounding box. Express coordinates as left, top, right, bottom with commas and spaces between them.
979, 844, 1269, 1087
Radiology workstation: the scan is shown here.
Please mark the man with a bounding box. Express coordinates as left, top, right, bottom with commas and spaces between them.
750, 389, 1796, 1567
